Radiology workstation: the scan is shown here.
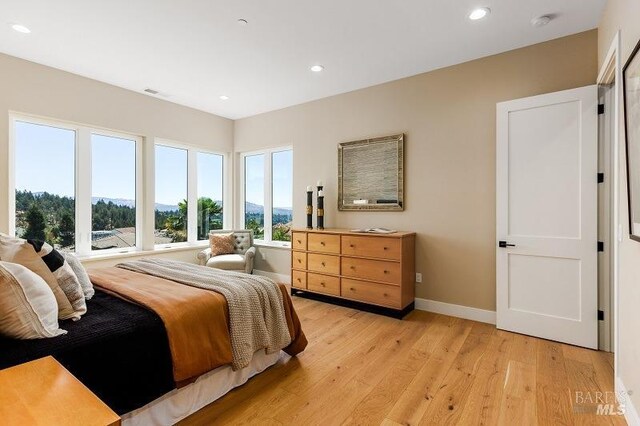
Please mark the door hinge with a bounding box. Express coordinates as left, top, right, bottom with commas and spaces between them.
598, 310, 604, 321
598, 172, 604, 183
598, 104, 605, 115
598, 241, 604, 252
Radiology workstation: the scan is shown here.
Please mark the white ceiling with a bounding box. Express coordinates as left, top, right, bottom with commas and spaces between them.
1, 0, 605, 119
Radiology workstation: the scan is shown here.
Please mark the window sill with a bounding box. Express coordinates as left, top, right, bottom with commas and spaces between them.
254, 241, 292, 250
78, 242, 209, 263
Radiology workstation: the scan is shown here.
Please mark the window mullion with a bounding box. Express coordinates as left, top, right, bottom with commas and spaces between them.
187, 149, 198, 243
75, 128, 92, 255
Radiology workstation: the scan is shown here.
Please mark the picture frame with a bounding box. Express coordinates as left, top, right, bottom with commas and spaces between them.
337, 134, 404, 211
623, 38, 640, 242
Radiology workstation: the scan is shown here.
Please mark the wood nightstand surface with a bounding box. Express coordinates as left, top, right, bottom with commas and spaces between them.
0, 356, 120, 426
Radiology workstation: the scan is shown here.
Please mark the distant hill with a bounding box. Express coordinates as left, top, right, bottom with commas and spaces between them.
92, 196, 180, 212
244, 201, 292, 216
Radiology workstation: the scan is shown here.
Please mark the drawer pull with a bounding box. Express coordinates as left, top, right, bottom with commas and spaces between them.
321, 262, 326, 266
320, 282, 326, 286
383, 247, 388, 250
350, 244, 355, 248
297, 239, 302, 244
320, 241, 326, 246
297, 259, 301, 263
384, 270, 389, 274
350, 287, 355, 291
297, 278, 301, 282
350, 266, 355, 269
383, 293, 388, 297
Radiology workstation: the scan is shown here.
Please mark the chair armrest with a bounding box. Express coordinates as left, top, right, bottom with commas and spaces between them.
244, 246, 256, 274
197, 248, 212, 266
245, 246, 256, 260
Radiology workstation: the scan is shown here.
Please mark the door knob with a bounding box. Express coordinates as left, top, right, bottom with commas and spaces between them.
498, 241, 516, 248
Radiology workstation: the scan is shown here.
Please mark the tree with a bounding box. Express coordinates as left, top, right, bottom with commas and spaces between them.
197, 197, 223, 239
23, 204, 46, 241
58, 212, 75, 248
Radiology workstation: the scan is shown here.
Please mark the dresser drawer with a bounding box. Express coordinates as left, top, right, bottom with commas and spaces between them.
292, 270, 307, 289
307, 233, 341, 254
341, 236, 401, 261
341, 278, 401, 308
292, 232, 307, 250
308, 253, 340, 275
308, 273, 340, 296
341, 257, 401, 285
292, 251, 307, 270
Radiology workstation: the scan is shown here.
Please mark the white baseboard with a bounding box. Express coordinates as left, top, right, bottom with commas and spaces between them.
617, 376, 640, 425
254, 270, 291, 285
414, 297, 496, 324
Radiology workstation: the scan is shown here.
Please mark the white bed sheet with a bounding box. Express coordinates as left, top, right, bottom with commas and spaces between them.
122, 350, 284, 426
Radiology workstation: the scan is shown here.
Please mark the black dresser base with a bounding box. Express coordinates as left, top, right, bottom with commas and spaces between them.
290, 288, 415, 319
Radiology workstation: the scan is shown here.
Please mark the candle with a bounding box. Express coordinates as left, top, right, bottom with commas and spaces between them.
306, 185, 313, 192
317, 180, 323, 187
318, 190, 324, 197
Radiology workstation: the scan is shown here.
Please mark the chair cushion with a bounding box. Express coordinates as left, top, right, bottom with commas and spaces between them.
209, 233, 235, 256
206, 254, 246, 270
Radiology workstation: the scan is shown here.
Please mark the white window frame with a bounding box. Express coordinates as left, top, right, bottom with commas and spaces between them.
240, 146, 293, 248
8, 113, 143, 257
153, 139, 228, 248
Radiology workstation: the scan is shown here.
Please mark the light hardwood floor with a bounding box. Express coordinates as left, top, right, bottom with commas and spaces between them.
180, 297, 625, 426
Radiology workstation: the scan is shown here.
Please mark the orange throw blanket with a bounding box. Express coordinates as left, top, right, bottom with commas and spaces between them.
89, 267, 307, 385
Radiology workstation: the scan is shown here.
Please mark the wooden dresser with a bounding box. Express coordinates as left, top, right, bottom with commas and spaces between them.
290, 228, 415, 317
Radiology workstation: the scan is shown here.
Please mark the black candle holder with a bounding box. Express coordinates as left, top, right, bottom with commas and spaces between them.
306, 189, 313, 229
317, 185, 324, 230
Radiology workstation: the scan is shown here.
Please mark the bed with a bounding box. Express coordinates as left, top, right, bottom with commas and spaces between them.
0, 260, 307, 424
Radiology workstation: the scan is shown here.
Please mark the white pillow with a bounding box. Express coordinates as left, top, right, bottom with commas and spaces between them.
0, 261, 67, 339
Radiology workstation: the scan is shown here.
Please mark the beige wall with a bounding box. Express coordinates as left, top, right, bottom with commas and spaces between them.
234, 30, 598, 311
0, 53, 233, 264
598, 0, 640, 415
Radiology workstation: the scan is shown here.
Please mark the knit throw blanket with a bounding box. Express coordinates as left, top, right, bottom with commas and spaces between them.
117, 258, 292, 370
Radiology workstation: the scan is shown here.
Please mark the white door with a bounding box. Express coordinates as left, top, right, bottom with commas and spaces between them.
496, 85, 598, 349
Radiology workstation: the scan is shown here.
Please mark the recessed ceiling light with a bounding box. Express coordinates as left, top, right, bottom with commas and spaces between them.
237, 19, 248, 26
11, 24, 31, 34
219, 95, 229, 100
310, 65, 324, 73
469, 7, 490, 20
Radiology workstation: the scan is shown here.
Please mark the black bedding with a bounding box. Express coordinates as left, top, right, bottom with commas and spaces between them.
0, 289, 175, 414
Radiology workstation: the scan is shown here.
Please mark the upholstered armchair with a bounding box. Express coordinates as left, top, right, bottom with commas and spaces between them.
196, 229, 256, 274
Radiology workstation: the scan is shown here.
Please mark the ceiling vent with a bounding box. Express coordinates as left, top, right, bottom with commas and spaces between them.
144, 88, 160, 95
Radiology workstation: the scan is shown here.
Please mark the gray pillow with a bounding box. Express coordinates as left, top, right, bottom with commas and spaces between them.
64, 253, 95, 300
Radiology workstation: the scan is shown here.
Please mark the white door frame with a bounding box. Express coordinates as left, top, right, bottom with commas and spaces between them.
597, 29, 621, 387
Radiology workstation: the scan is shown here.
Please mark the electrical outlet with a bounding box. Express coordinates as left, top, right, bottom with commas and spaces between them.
415, 272, 422, 283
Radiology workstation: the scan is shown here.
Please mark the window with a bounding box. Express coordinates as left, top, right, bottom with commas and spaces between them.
242, 147, 292, 245
271, 150, 293, 242
154, 143, 226, 246
244, 153, 265, 239
197, 152, 224, 240
11, 116, 141, 256
91, 134, 137, 251
10, 115, 228, 257
14, 121, 76, 251
155, 145, 188, 244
